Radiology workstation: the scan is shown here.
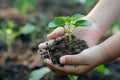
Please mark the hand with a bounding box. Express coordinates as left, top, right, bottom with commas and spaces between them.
43, 45, 106, 76
38, 24, 103, 75
39, 24, 102, 49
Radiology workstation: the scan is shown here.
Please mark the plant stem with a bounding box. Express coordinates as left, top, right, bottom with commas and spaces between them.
7, 42, 12, 52
67, 23, 72, 44
68, 31, 72, 44
6, 35, 12, 52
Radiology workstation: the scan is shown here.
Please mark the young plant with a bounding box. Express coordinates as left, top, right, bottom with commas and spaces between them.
48, 14, 111, 80
0, 20, 39, 52
20, 23, 39, 41
0, 20, 20, 52
48, 14, 91, 44
48, 14, 91, 80
12, 0, 36, 14
94, 64, 111, 75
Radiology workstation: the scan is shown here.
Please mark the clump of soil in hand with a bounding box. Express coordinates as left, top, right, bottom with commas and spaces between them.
42, 35, 89, 66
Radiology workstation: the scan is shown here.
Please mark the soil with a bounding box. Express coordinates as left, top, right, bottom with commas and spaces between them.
0, 42, 42, 80
42, 35, 88, 66
0, 65, 31, 80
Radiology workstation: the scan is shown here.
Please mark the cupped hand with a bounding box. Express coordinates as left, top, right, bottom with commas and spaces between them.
38, 24, 103, 75
43, 45, 106, 76
39, 25, 102, 49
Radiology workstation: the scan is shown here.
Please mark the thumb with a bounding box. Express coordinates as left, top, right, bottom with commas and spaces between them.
60, 46, 102, 65
59, 49, 89, 65
47, 27, 65, 39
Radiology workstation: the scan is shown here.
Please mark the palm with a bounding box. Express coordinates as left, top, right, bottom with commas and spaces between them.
42, 26, 102, 48
72, 26, 102, 46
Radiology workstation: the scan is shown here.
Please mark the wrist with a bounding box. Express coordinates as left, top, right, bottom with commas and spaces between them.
84, 46, 106, 66
83, 16, 104, 46
97, 44, 109, 64
84, 15, 105, 34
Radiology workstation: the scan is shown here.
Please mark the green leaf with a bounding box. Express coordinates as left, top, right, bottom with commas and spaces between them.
68, 75, 78, 80
71, 14, 84, 21
74, 20, 91, 27
25, 0, 36, 9
29, 67, 51, 80
61, 16, 71, 23
21, 3, 28, 14
48, 18, 65, 28
6, 20, 14, 29
0, 30, 5, 39
94, 65, 111, 75
54, 16, 72, 23
20, 23, 37, 34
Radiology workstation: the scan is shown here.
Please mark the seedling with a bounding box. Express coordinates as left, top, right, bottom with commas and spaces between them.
48, 14, 91, 44
47, 14, 111, 80
12, 0, 36, 14
0, 20, 20, 52
47, 14, 91, 80
0, 20, 39, 52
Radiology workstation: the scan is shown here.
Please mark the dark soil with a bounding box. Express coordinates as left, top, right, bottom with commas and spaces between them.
0, 65, 31, 80
42, 35, 88, 66
0, 42, 41, 80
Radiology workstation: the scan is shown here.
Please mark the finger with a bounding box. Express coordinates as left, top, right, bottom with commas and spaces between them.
38, 36, 66, 55
43, 59, 89, 76
43, 59, 73, 75
60, 46, 102, 65
38, 40, 54, 49
81, 26, 103, 47
47, 27, 65, 39
38, 48, 46, 54
43, 59, 68, 75
39, 35, 67, 49
60, 49, 90, 65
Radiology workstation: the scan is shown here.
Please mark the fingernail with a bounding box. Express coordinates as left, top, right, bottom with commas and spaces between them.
47, 34, 52, 39
43, 59, 52, 64
38, 49, 42, 52
39, 43, 47, 48
38, 43, 44, 47
38, 49, 46, 54
60, 57, 65, 64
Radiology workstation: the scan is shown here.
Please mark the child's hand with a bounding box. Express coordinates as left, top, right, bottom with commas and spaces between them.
39, 25, 102, 50
42, 46, 106, 76
38, 24, 103, 75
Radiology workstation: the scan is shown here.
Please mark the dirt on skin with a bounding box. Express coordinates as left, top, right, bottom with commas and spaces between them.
42, 35, 89, 66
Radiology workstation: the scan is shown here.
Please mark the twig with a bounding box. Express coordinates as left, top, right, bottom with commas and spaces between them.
47, 50, 52, 61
